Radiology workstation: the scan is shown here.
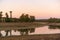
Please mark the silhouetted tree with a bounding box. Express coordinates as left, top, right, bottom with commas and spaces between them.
10, 11, 12, 18
0, 11, 2, 22
5, 13, 9, 18
20, 13, 25, 22
5, 12, 10, 22
20, 13, 35, 22
9, 11, 13, 22
30, 16, 35, 22
24, 14, 30, 22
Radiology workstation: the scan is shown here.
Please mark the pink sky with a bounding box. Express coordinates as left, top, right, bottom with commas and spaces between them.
0, 0, 60, 19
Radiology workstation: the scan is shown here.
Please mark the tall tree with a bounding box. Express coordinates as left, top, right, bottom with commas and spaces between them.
5, 12, 12, 36
0, 11, 3, 22
5, 12, 10, 22
5, 12, 9, 18
10, 11, 12, 18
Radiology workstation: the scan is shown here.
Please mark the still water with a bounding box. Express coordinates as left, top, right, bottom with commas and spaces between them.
1, 26, 60, 36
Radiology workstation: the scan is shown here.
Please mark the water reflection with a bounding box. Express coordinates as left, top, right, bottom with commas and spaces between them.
49, 25, 60, 29
1, 26, 60, 36
1, 30, 20, 36
29, 26, 60, 35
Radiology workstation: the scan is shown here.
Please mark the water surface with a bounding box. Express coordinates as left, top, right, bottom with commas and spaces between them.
29, 26, 60, 35
1, 26, 60, 36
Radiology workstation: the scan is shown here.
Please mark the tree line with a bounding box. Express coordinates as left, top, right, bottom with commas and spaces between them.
0, 11, 35, 22
48, 17, 60, 23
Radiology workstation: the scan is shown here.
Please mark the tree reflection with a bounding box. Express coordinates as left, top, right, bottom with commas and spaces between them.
49, 25, 60, 29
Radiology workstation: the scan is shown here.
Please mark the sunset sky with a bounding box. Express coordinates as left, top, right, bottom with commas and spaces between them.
0, 0, 60, 19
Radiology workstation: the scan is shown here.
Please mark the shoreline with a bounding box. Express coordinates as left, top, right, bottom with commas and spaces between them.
0, 33, 60, 40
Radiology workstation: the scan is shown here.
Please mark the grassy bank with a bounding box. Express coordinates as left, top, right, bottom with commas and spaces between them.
0, 33, 60, 40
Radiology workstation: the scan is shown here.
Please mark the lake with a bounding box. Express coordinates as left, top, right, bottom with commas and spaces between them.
1, 26, 60, 36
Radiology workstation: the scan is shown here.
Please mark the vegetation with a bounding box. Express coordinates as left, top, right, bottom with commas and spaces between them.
0, 11, 36, 36
19, 13, 35, 22
9, 11, 12, 18
30, 16, 35, 22
0, 11, 35, 22
48, 17, 60, 23
5, 12, 10, 22
0, 11, 3, 22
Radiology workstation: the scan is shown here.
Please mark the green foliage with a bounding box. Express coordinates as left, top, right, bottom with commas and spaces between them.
30, 16, 35, 22
0, 11, 35, 22
20, 13, 25, 22
48, 17, 57, 23
24, 14, 30, 22
0, 11, 2, 22
19, 13, 35, 22
5, 13, 11, 22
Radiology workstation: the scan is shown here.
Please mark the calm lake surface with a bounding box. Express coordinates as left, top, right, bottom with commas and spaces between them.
1, 26, 60, 36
